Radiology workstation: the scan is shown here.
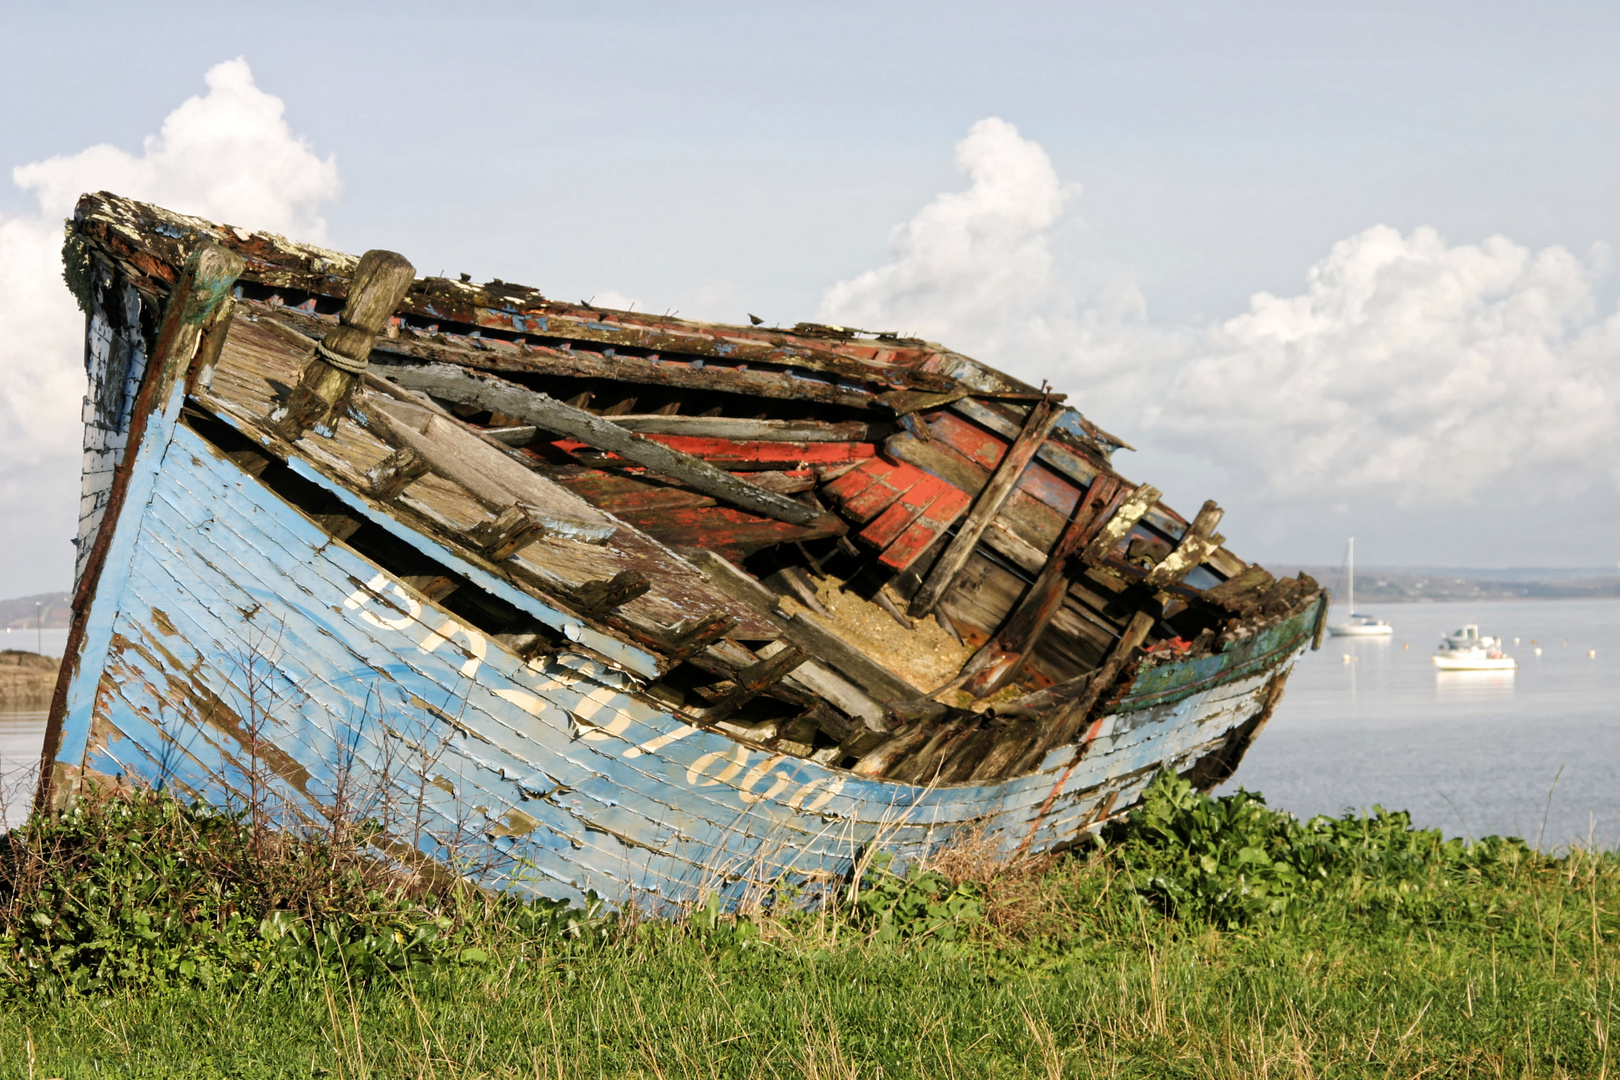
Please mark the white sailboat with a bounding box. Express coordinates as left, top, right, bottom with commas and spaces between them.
1326, 537, 1393, 637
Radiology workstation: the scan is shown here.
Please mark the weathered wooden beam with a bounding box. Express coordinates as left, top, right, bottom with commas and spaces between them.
680, 547, 920, 711
359, 395, 618, 543
1079, 482, 1163, 565
1144, 500, 1225, 588
960, 474, 1126, 698
373, 361, 832, 529
908, 397, 1062, 617
606, 415, 881, 443
270, 249, 415, 439
661, 611, 738, 662
369, 342, 882, 411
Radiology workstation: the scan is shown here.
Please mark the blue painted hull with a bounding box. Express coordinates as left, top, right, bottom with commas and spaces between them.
46, 412, 1316, 909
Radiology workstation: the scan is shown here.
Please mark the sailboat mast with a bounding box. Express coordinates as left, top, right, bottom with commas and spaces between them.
1347, 536, 1355, 614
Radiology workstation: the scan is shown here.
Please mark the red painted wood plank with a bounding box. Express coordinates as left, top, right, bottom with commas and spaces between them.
843, 463, 923, 523
822, 457, 896, 504
879, 486, 972, 571
859, 473, 957, 549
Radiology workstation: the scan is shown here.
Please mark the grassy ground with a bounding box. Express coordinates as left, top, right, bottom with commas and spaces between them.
0, 782, 1614, 1079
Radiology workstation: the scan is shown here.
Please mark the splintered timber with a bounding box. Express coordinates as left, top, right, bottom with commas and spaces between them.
38, 193, 1325, 909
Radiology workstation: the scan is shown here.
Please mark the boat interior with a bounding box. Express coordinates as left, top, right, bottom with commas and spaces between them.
68, 193, 1323, 788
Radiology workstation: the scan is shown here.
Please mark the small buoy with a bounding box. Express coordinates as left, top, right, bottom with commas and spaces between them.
1531, 639, 1538, 644
1514, 637, 1520, 645
1342, 653, 1352, 663
1590, 650, 1597, 659
1534, 647, 1543, 656
1403, 643, 1410, 650
1563, 640, 1569, 646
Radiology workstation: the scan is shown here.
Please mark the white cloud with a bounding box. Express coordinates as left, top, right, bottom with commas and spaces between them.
1155, 226, 1620, 504
0, 58, 339, 593
818, 117, 1183, 417
821, 119, 1620, 507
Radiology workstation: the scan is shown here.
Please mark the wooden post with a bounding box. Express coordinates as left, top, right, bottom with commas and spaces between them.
907, 397, 1061, 618
272, 249, 415, 439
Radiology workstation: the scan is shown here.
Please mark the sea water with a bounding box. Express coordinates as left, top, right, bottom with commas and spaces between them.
0, 601, 1614, 844
1219, 598, 1620, 850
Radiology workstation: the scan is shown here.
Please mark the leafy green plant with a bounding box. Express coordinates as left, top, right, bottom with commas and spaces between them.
853, 852, 985, 944
0, 788, 458, 996
1112, 771, 1530, 927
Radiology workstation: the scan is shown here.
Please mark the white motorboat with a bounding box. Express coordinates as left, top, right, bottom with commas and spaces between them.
1433, 645, 1517, 671
1326, 537, 1393, 637
1433, 625, 1516, 670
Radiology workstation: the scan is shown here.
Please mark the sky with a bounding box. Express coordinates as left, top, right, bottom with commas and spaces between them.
2, 1, 1619, 597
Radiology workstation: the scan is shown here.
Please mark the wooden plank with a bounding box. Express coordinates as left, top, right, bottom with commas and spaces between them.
843, 464, 922, 523
822, 458, 893, 505
606, 415, 880, 442
908, 398, 1062, 617
574, 433, 874, 471
372, 361, 830, 528
1010, 609, 1157, 775
961, 474, 1126, 698
369, 339, 882, 411
683, 550, 892, 731
612, 504, 844, 557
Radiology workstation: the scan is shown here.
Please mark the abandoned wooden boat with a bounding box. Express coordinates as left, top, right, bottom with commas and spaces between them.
37, 192, 1325, 909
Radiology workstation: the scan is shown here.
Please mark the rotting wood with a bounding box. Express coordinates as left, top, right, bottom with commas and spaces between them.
567, 570, 652, 615
1008, 608, 1157, 776
961, 474, 1126, 698
606, 415, 882, 443
660, 611, 738, 662
701, 645, 808, 723
1144, 499, 1225, 588
1079, 482, 1162, 566
469, 506, 546, 561
270, 249, 415, 439
908, 397, 1062, 618
42, 240, 246, 810
1202, 565, 1277, 616
365, 446, 431, 499
765, 567, 830, 617
372, 361, 831, 529
850, 720, 932, 778
358, 395, 618, 544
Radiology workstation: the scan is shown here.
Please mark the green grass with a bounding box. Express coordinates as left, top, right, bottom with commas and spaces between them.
0, 780, 1614, 1079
